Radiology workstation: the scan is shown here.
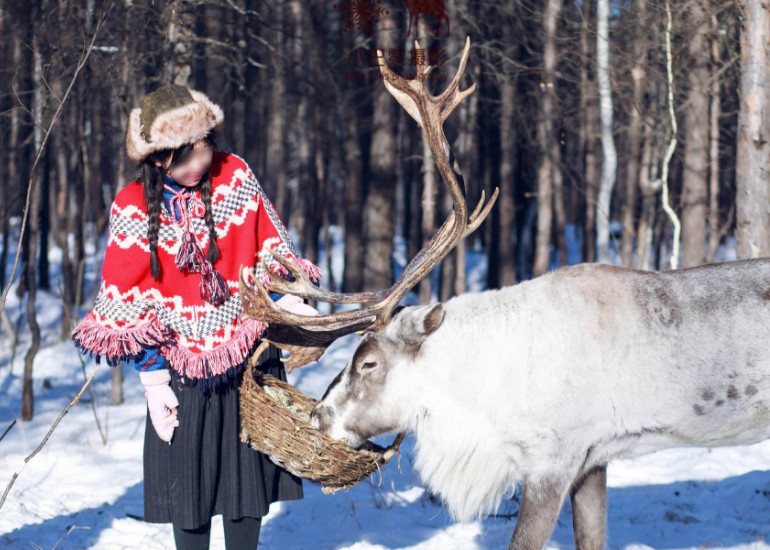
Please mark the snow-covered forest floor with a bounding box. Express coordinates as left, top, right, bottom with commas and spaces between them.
1, 224, 768, 549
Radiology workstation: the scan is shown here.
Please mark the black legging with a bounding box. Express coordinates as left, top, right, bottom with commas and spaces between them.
173, 516, 262, 550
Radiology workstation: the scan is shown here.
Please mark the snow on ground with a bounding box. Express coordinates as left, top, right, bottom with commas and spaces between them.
0, 225, 768, 549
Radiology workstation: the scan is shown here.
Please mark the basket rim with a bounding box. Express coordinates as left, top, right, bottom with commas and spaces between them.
248, 371, 405, 458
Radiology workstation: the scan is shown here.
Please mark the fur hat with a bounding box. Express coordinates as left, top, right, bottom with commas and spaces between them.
126, 84, 224, 163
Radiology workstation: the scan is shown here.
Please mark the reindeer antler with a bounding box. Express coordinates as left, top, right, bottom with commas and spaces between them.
240, 36, 498, 371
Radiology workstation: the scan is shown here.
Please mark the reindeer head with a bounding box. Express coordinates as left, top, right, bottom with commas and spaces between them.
239, 36, 494, 446
309, 304, 445, 447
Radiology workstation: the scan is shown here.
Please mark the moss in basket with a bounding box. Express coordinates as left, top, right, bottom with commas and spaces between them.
264, 384, 311, 422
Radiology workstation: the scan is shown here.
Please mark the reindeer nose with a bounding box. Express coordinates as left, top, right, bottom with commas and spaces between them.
310, 405, 334, 432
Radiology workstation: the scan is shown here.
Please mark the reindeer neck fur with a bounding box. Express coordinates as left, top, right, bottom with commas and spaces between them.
388, 291, 525, 522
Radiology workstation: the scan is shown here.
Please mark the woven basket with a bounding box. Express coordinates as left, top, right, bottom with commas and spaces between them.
239, 353, 404, 494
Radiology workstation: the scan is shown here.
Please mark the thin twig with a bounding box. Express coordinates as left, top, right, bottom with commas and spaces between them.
0, 365, 100, 512
660, 0, 682, 270
0, 419, 16, 444
51, 524, 90, 550
78, 351, 108, 445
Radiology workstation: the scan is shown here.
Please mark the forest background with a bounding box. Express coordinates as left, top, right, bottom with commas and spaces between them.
1, 0, 770, 419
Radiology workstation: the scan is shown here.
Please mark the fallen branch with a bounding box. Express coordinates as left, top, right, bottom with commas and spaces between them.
0, 365, 100, 512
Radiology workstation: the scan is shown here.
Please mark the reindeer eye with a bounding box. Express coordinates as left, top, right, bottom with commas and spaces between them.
361, 361, 377, 370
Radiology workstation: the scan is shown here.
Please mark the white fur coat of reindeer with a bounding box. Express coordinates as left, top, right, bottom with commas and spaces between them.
310, 259, 770, 549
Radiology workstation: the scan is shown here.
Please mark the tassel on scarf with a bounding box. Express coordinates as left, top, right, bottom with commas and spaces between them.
199, 262, 228, 306
175, 231, 207, 273
165, 183, 229, 306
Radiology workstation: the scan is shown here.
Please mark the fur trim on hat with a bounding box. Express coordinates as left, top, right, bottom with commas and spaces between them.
126, 89, 224, 163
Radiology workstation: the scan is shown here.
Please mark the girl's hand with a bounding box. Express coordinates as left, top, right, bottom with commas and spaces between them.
139, 369, 179, 443
275, 294, 320, 316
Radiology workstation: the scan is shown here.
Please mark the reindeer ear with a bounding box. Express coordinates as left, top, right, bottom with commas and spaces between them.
393, 303, 445, 346
422, 303, 445, 335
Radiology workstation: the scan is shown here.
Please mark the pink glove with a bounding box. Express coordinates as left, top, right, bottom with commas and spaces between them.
276, 294, 320, 316
139, 369, 179, 443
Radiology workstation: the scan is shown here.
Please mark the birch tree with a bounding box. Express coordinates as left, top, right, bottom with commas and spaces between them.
595, 0, 617, 264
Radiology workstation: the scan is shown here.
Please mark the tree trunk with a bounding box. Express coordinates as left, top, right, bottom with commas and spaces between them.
22, 178, 41, 421
165, 0, 192, 86
680, 1, 710, 268
532, 0, 562, 277
621, 0, 647, 267
22, 33, 44, 421
342, 105, 365, 292
635, 119, 659, 270
595, 0, 617, 264
296, 2, 320, 269
363, 11, 398, 290
408, 19, 443, 301
418, 118, 438, 303
552, 141, 567, 268
491, 63, 515, 286
416, 17, 439, 303
72, 82, 86, 306
706, 11, 723, 264
735, 0, 770, 259
439, 23, 467, 300
12, 26, 32, 299
457, 64, 482, 286
580, 1, 599, 264
38, 152, 50, 290
0, 4, 9, 291
53, 92, 75, 338
266, 2, 289, 218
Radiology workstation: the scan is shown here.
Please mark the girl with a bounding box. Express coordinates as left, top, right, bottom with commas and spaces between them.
73, 84, 321, 549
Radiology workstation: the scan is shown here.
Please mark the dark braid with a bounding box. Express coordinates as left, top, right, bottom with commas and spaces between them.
199, 174, 221, 264
139, 160, 166, 280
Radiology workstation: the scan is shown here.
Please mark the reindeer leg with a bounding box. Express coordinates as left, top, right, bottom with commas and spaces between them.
570, 465, 607, 550
508, 476, 572, 550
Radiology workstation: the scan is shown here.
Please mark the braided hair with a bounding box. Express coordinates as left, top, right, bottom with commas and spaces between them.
138, 132, 219, 281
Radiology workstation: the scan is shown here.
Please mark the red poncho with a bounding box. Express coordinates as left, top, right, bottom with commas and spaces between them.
72, 151, 321, 385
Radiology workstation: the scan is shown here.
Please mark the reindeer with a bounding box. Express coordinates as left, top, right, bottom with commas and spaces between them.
403, 0, 450, 38
240, 37, 770, 550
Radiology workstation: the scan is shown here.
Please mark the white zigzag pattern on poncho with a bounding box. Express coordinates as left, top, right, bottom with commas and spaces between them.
107, 166, 261, 254
93, 283, 244, 342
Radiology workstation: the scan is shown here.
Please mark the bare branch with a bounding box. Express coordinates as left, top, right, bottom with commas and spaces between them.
0, 365, 101, 512
0, 3, 113, 316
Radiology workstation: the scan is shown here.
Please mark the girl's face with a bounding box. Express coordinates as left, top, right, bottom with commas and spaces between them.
155, 139, 213, 187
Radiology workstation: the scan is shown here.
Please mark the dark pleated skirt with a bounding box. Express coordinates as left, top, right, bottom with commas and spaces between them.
142, 344, 304, 529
